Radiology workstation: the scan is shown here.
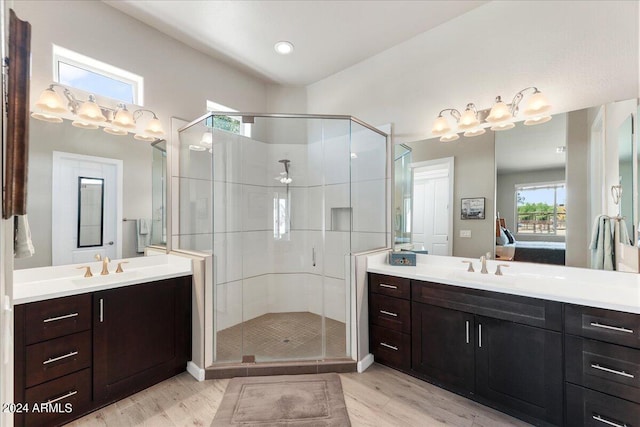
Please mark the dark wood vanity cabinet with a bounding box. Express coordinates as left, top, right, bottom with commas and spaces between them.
368, 273, 411, 371
564, 305, 640, 427
93, 277, 192, 402
14, 294, 93, 427
411, 303, 474, 391
370, 273, 564, 426
14, 276, 192, 427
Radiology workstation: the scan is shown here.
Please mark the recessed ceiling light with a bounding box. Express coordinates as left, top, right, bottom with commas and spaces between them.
274, 41, 294, 55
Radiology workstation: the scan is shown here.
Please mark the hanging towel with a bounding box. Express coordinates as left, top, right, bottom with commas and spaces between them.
14, 214, 35, 258
589, 215, 614, 270
617, 218, 633, 246
136, 219, 151, 253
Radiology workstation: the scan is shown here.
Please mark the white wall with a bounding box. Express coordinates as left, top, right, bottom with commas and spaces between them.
307, 1, 638, 144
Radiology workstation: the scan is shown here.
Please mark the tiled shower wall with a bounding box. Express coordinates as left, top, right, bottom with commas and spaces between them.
175, 119, 386, 333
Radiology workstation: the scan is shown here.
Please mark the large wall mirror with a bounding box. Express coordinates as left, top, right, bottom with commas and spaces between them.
395, 97, 639, 271
14, 117, 166, 270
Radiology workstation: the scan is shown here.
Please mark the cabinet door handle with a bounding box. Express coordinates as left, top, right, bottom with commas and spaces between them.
47, 390, 78, 405
43, 312, 79, 323
43, 351, 78, 365
478, 324, 482, 348
592, 414, 628, 427
591, 363, 635, 378
466, 321, 470, 344
380, 342, 398, 351
379, 284, 397, 289
99, 298, 104, 323
380, 310, 398, 317
590, 322, 633, 334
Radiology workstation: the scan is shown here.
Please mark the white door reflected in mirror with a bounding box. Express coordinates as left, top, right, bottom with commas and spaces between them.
411, 157, 454, 256
52, 152, 123, 265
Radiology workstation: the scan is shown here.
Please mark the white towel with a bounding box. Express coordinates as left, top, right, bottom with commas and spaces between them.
136, 219, 151, 253
617, 218, 632, 245
14, 214, 35, 258
589, 215, 614, 270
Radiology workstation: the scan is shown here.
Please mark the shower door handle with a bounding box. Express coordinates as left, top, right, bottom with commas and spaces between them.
312, 247, 316, 267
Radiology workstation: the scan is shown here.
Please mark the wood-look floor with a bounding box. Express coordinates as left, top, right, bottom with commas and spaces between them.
68, 363, 532, 427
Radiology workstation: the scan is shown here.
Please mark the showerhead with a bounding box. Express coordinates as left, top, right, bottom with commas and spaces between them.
278, 159, 290, 174
276, 159, 292, 184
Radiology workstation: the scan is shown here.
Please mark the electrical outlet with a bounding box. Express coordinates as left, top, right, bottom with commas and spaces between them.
460, 230, 472, 238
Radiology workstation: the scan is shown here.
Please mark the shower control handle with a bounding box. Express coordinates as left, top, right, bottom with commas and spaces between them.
312, 247, 316, 267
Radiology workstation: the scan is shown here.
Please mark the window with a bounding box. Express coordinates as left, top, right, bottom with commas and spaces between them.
515, 182, 566, 236
53, 45, 143, 105
206, 100, 251, 137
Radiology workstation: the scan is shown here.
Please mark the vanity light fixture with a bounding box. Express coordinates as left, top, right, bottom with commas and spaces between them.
30, 83, 165, 142
431, 87, 552, 140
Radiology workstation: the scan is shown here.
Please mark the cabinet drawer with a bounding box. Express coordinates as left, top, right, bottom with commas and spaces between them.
24, 368, 92, 427
25, 293, 92, 345
369, 273, 410, 300
565, 304, 640, 349
25, 331, 91, 388
411, 280, 562, 331
566, 335, 640, 403
369, 293, 411, 333
370, 325, 411, 370
565, 382, 640, 427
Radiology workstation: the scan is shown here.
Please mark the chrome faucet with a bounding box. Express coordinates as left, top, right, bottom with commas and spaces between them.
480, 255, 488, 274
101, 257, 111, 276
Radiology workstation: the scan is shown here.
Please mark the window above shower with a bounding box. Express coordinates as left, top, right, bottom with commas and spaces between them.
206, 100, 252, 137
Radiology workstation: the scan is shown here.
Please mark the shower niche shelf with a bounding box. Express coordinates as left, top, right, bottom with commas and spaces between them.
331, 207, 352, 231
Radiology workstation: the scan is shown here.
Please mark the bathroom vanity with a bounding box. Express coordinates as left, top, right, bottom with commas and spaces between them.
12, 255, 192, 426
367, 253, 640, 427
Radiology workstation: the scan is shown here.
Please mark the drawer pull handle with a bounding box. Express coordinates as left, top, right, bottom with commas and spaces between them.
43, 312, 78, 323
478, 324, 482, 348
99, 298, 104, 323
591, 363, 635, 379
380, 342, 398, 351
43, 351, 78, 365
379, 284, 398, 289
380, 310, 398, 317
590, 322, 633, 334
46, 390, 78, 405
466, 321, 470, 344
592, 414, 628, 427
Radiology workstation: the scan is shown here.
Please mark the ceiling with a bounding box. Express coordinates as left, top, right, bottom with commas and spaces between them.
496, 114, 568, 175
104, 0, 487, 86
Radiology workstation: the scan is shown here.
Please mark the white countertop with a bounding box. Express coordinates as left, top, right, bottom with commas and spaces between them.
368, 252, 640, 314
13, 254, 193, 305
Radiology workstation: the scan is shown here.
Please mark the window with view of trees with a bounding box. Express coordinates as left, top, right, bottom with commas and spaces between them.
205, 100, 251, 137
205, 115, 241, 134
515, 182, 566, 236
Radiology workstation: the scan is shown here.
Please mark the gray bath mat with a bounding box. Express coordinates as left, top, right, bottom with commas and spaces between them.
211, 373, 351, 426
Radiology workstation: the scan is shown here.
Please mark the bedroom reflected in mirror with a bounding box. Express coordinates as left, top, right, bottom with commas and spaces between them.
495, 113, 567, 265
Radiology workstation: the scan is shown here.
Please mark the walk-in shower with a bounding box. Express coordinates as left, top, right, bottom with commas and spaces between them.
176, 113, 387, 366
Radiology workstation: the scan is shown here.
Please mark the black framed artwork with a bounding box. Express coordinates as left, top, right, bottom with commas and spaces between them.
461, 197, 485, 220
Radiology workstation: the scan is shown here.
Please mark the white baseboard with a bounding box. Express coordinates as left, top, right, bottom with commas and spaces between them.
357, 353, 374, 373
187, 361, 205, 381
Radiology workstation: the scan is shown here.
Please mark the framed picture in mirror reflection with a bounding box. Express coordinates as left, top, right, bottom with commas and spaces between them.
461, 197, 485, 220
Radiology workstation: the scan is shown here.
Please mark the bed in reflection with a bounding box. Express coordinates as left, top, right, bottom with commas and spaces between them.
495, 218, 566, 265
